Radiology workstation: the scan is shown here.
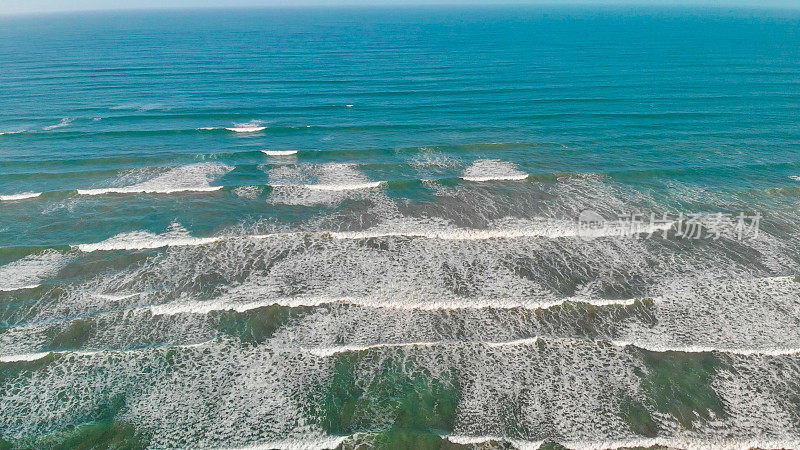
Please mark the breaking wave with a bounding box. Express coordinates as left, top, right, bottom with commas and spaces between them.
76, 223, 222, 252
76, 162, 232, 195
461, 159, 529, 181
0, 192, 41, 201
261, 150, 298, 156
0, 250, 68, 292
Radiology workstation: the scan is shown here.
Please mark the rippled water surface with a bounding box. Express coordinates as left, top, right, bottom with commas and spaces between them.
1, 6, 800, 449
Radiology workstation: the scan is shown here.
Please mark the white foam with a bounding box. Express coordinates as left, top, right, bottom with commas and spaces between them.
267, 163, 385, 205
0, 250, 67, 292
77, 162, 232, 195
226, 122, 267, 133
0, 192, 41, 201
560, 438, 800, 450
4, 174, 800, 446
445, 435, 543, 450
0, 341, 215, 364
0, 352, 52, 363
77, 223, 223, 252
445, 436, 800, 450
91, 292, 142, 301
149, 294, 641, 316
611, 340, 800, 356
304, 181, 382, 191
461, 159, 528, 181
226, 126, 266, 133
261, 150, 298, 156
301, 339, 542, 357
42, 117, 73, 131
302, 341, 439, 357
78, 186, 223, 195
300, 336, 800, 358
227, 435, 352, 450
233, 185, 262, 199
328, 217, 673, 240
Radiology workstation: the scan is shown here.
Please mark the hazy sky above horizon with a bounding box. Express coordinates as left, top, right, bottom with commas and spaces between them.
1, 0, 799, 15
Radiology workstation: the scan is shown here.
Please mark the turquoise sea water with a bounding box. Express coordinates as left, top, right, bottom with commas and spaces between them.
1, 6, 800, 449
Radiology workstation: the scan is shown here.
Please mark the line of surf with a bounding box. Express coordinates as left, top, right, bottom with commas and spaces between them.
325, 221, 675, 240
76, 233, 223, 252
6, 334, 799, 366
445, 435, 800, 450
301, 336, 800, 358
610, 340, 800, 357
147, 295, 644, 316
77, 186, 224, 195
0, 284, 40, 292
461, 159, 529, 182
225, 435, 353, 450
213, 433, 800, 450
74, 218, 676, 253
76, 162, 232, 196
0, 192, 41, 201
261, 150, 298, 156
303, 181, 383, 191
462, 174, 529, 182
225, 126, 266, 133
0, 340, 213, 363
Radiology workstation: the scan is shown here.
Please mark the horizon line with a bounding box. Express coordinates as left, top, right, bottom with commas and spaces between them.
3, 2, 800, 18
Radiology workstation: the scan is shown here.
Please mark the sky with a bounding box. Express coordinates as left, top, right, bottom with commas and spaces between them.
1, 0, 799, 15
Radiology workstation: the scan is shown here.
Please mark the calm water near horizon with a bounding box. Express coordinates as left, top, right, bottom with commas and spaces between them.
1, 6, 800, 449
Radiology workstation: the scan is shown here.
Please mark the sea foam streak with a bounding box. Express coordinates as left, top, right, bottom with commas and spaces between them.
461, 159, 528, 181
0, 250, 68, 292
77, 162, 232, 195
42, 117, 73, 131
77, 223, 222, 252
0, 192, 41, 201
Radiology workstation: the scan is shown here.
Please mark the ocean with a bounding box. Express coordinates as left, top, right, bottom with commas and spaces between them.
1, 6, 800, 449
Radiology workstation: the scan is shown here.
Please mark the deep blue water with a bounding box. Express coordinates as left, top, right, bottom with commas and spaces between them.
1, 7, 800, 449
